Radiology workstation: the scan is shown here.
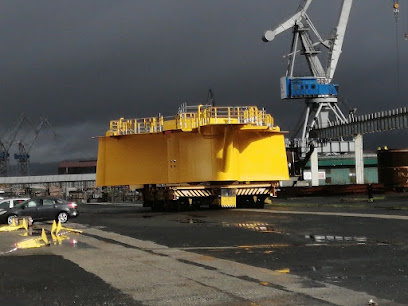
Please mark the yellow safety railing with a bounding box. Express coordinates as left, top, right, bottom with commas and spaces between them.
108, 106, 275, 136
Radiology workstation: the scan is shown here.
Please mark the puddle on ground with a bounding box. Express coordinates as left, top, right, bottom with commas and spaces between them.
62, 238, 94, 249
222, 222, 283, 234
50, 235, 94, 249
176, 218, 208, 224
305, 234, 368, 244
19, 230, 41, 237
326, 275, 349, 282
13, 226, 93, 250
187, 214, 207, 218
93, 225, 107, 230
300, 279, 327, 288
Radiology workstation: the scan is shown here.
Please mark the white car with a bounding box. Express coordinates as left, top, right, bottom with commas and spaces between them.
0, 198, 30, 210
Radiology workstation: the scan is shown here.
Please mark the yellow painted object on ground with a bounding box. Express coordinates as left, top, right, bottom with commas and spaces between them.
275, 268, 291, 274
51, 220, 82, 235
97, 105, 289, 186
0, 218, 29, 232
16, 228, 50, 249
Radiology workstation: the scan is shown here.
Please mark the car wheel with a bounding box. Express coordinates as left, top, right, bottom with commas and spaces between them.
56, 212, 69, 223
7, 215, 17, 225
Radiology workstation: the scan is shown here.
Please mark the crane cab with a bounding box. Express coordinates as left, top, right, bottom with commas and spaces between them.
280, 77, 339, 100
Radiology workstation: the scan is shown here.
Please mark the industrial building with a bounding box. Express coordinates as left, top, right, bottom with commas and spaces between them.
0, 174, 97, 201
58, 160, 97, 174
303, 153, 378, 186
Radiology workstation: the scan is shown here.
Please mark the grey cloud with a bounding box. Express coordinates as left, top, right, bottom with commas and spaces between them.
0, 0, 407, 164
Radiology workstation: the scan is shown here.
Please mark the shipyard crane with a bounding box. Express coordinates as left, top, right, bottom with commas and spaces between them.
14, 118, 55, 176
262, 0, 353, 146
0, 114, 29, 176
263, 0, 404, 143
262, 0, 405, 184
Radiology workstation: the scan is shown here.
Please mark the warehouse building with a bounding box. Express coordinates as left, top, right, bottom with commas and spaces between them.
58, 160, 97, 174
0, 174, 97, 201
303, 153, 378, 185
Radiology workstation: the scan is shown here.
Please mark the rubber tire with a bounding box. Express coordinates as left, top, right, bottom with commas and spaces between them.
56, 212, 69, 223
7, 215, 17, 225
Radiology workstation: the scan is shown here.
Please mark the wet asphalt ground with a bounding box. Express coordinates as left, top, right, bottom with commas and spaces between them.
0, 193, 407, 305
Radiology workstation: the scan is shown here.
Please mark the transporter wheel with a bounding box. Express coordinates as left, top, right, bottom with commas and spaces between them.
255, 196, 266, 209
191, 199, 201, 211
175, 199, 190, 212
175, 200, 183, 212
237, 196, 255, 208
151, 202, 160, 212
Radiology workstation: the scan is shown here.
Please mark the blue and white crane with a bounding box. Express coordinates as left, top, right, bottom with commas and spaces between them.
262, 0, 353, 142
262, 0, 405, 186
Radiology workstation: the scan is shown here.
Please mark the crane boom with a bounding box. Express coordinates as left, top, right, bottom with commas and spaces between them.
14, 118, 56, 176
263, 0, 354, 100
27, 119, 55, 152
262, 0, 357, 149
262, 0, 312, 42
326, 0, 353, 81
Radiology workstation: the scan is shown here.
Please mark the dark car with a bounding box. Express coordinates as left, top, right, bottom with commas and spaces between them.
0, 197, 79, 225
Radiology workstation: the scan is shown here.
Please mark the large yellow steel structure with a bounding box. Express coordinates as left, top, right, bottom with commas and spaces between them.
96, 105, 289, 187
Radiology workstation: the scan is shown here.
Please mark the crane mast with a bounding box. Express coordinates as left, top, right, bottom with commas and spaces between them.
263, 0, 353, 144
14, 118, 55, 176
0, 114, 29, 176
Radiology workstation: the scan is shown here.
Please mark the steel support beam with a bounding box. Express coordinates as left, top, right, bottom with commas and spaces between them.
310, 107, 408, 139
354, 134, 364, 184
310, 148, 319, 186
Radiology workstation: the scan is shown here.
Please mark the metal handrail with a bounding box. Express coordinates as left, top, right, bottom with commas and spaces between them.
108, 105, 275, 136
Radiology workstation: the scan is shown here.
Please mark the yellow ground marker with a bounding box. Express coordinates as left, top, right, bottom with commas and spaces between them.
16, 228, 50, 249
53, 221, 82, 235
275, 268, 290, 274
0, 218, 29, 232
51, 220, 57, 234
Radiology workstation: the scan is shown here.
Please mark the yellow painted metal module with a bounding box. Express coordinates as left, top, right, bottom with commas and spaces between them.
96, 105, 289, 209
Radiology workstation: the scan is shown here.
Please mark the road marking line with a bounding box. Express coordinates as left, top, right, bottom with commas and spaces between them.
239, 209, 408, 220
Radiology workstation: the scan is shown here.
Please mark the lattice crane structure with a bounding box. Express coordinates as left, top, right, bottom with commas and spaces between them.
262, 0, 353, 148
14, 118, 55, 176
0, 114, 30, 176
262, 0, 406, 185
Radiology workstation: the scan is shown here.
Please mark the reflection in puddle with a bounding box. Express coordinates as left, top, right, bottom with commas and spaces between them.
222, 222, 282, 234
177, 218, 207, 224
326, 275, 349, 282
305, 235, 368, 244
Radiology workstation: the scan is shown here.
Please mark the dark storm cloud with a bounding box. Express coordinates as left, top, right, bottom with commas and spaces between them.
1, 0, 407, 164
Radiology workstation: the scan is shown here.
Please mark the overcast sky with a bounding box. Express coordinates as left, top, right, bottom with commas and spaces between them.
1, 0, 407, 165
